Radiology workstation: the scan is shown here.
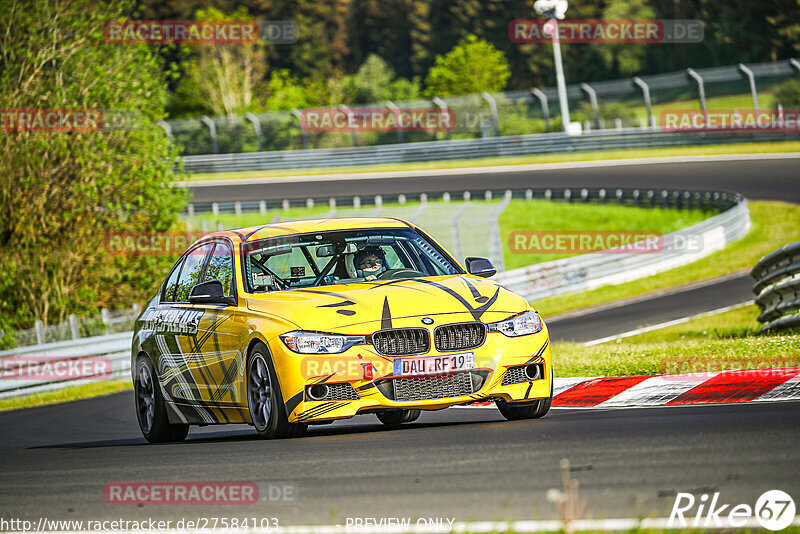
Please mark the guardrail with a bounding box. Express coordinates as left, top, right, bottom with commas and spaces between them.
0, 187, 750, 399
752, 241, 800, 332
180, 129, 799, 174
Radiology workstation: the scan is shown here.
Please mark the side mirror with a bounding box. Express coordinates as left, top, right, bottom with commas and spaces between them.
188, 280, 235, 305
465, 257, 496, 278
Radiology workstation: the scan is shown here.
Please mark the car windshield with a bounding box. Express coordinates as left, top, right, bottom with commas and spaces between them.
242, 227, 460, 292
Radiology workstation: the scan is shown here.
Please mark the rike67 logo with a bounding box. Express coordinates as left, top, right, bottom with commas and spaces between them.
669, 490, 796, 530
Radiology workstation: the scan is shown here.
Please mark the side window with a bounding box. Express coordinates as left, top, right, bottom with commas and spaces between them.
174, 243, 214, 302
203, 242, 234, 296
162, 258, 184, 303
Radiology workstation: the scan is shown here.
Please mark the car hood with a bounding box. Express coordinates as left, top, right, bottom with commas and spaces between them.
245, 274, 531, 334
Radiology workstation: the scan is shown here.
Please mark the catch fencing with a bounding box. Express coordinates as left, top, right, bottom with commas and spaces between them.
752, 241, 800, 332
167, 58, 800, 158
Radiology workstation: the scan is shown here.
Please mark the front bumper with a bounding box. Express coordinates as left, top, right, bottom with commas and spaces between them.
270, 327, 552, 423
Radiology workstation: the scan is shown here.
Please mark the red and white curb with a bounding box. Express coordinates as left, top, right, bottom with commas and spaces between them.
465, 367, 800, 408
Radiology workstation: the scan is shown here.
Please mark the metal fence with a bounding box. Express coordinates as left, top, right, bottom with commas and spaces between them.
752, 241, 800, 332
2, 304, 141, 349
167, 58, 800, 157
180, 128, 799, 174
0, 187, 749, 399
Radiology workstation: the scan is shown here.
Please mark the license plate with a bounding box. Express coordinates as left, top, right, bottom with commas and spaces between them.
393, 353, 474, 377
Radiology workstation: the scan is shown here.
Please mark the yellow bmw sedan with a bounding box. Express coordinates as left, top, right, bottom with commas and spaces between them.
131, 218, 552, 442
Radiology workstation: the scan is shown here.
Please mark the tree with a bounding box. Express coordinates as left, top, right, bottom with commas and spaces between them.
424, 35, 510, 97
595, 0, 656, 77
178, 7, 267, 118
0, 0, 186, 331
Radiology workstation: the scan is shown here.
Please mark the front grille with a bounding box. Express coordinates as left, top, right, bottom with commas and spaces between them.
434, 322, 486, 351
306, 383, 360, 401
372, 328, 429, 356
501, 363, 544, 385
376, 371, 489, 401
393, 372, 474, 401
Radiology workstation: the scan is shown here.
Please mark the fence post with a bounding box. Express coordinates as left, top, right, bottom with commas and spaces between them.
632, 77, 655, 128
686, 69, 708, 124
385, 101, 404, 143
737, 64, 759, 114
260, 200, 268, 215
530, 88, 551, 133
291, 109, 310, 148
101, 308, 111, 335
580, 83, 600, 130
245, 112, 263, 151
431, 97, 452, 140
790, 58, 800, 73
35, 320, 45, 345
481, 92, 500, 137
353, 196, 361, 209
68, 315, 80, 340
212, 202, 219, 216
200, 116, 219, 154
156, 120, 172, 139
234, 201, 242, 216
338, 105, 358, 146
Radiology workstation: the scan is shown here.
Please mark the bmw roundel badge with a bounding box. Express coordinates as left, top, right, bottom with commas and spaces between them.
421, 317, 434, 325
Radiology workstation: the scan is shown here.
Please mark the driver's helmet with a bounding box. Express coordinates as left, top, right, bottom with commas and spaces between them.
353, 246, 387, 278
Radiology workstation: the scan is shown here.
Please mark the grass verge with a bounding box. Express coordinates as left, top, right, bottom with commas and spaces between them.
0, 379, 131, 412
182, 141, 800, 182
535, 201, 800, 318
552, 304, 800, 378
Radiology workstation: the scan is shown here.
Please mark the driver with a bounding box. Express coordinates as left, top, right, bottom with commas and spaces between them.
354, 246, 387, 280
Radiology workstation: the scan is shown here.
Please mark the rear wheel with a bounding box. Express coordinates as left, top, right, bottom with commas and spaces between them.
134, 355, 189, 443
497, 368, 553, 421
376, 409, 421, 426
247, 343, 307, 439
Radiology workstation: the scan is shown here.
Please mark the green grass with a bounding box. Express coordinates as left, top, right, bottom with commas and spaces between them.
500, 200, 711, 269
181, 141, 800, 182
0, 380, 131, 412
535, 201, 800, 318
552, 304, 800, 378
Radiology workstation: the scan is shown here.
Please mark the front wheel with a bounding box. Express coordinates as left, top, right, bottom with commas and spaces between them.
497, 367, 553, 421
376, 409, 421, 426
247, 343, 307, 439
134, 355, 189, 443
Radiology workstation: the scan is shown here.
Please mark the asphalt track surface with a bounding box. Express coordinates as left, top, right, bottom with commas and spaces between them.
2, 395, 800, 524
186, 157, 800, 203
2, 157, 798, 526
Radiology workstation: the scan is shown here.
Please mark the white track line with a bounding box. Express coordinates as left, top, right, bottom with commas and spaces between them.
176, 152, 800, 187
582, 301, 753, 347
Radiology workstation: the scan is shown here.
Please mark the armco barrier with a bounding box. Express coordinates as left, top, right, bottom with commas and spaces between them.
752, 241, 800, 332
180, 129, 799, 174
0, 188, 750, 398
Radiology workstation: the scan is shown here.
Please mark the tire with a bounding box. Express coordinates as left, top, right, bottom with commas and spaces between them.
497, 368, 553, 421
376, 409, 421, 426
134, 355, 189, 443
247, 342, 307, 439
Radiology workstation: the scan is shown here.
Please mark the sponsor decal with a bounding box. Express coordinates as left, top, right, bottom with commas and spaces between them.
140, 308, 205, 336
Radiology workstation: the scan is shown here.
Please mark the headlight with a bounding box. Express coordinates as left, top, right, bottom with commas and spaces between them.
488, 311, 543, 337
280, 331, 366, 354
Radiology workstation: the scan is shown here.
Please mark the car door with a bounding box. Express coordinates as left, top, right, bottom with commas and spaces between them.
188, 239, 250, 420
